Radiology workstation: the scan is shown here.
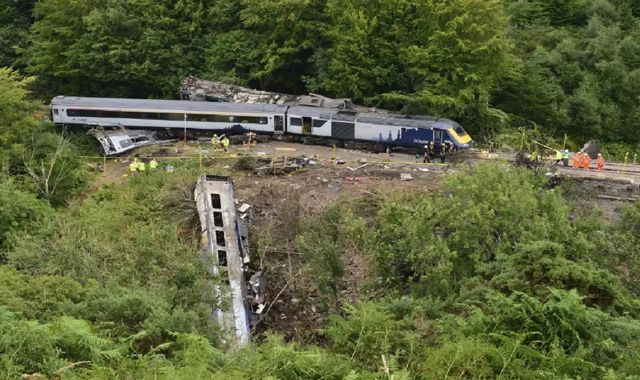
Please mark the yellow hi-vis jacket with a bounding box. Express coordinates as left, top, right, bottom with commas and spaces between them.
222, 138, 230, 147
129, 162, 137, 172
149, 160, 158, 169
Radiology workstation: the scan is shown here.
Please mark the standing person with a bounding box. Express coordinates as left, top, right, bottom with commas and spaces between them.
562, 149, 570, 167
555, 149, 563, 165
129, 158, 139, 176
597, 153, 604, 172
572, 151, 582, 169
423, 144, 431, 163
138, 159, 146, 173
531, 148, 539, 162
582, 152, 592, 170
149, 159, 158, 170
222, 136, 230, 153
211, 134, 220, 151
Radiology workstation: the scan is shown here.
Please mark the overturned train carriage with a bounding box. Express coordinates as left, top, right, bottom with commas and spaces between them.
50, 96, 473, 155
194, 175, 252, 350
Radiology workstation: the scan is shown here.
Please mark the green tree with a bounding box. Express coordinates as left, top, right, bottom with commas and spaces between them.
390, 0, 520, 133
24, 0, 207, 98
0, 0, 35, 68
203, 0, 326, 93
308, 0, 412, 102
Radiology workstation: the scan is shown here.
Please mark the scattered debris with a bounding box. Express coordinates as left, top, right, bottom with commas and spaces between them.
347, 163, 369, 171
238, 203, 251, 213
328, 184, 340, 193
400, 173, 413, 181
597, 194, 639, 202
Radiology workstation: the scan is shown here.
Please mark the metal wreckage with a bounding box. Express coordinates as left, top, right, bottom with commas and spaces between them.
89, 76, 365, 155
194, 175, 266, 350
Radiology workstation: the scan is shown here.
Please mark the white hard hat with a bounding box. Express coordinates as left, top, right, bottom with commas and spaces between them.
598, 153, 601, 156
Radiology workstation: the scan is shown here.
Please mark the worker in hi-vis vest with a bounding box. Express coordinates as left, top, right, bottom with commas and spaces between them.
129, 158, 138, 175
222, 137, 230, 153
212, 134, 220, 151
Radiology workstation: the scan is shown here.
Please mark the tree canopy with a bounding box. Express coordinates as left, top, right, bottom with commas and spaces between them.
0, 0, 638, 144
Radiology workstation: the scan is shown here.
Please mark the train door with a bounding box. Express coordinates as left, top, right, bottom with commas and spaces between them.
434, 129, 443, 145
274, 116, 284, 134
302, 117, 312, 134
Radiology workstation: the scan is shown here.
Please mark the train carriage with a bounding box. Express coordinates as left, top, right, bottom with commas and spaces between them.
50, 96, 473, 154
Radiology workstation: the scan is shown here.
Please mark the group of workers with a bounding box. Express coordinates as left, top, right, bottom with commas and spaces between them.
422, 140, 458, 163
531, 148, 605, 171
128, 157, 159, 175
127, 133, 232, 176
211, 134, 230, 152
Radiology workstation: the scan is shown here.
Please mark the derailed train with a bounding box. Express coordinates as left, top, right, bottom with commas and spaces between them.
50, 96, 473, 155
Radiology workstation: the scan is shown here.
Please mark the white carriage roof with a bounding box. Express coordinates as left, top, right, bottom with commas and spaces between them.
51, 96, 460, 128
51, 96, 287, 114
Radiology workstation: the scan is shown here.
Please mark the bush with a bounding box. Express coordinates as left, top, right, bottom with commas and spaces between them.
298, 205, 347, 297
0, 179, 51, 249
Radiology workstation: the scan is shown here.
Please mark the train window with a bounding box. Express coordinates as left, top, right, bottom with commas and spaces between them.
259, 117, 268, 124
215, 231, 226, 247
213, 212, 224, 227
67, 109, 80, 117
102, 111, 121, 118
145, 113, 162, 119
53, 109, 59, 115
122, 112, 143, 119
217, 250, 228, 266
290, 117, 302, 126
211, 194, 221, 209
313, 119, 327, 128
79, 110, 99, 117
212, 115, 228, 122
455, 125, 467, 136
230, 116, 239, 122
187, 114, 209, 122
166, 113, 184, 121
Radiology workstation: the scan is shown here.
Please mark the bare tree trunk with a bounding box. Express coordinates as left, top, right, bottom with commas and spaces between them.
22, 130, 73, 199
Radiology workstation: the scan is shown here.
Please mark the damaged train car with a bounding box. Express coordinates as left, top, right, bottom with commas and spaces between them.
194, 175, 264, 350
50, 95, 473, 155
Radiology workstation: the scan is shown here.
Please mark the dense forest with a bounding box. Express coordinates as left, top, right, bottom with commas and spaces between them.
2, 0, 640, 146
4, 0, 640, 378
